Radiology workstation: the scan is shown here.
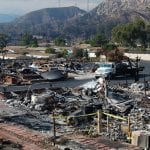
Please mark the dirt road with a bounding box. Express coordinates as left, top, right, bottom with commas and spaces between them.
0, 123, 53, 150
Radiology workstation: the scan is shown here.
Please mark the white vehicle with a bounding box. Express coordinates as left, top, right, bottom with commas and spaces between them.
94, 59, 144, 79
95, 62, 116, 79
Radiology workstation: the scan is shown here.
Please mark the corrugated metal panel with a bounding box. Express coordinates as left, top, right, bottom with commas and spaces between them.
0, 82, 52, 92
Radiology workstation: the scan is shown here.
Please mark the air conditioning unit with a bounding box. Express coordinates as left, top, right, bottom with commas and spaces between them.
132, 130, 150, 150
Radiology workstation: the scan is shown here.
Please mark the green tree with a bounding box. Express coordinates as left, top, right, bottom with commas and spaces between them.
146, 24, 150, 48
30, 38, 38, 47
73, 48, 83, 58
134, 19, 147, 48
103, 43, 117, 51
20, 33, 38, 47
90, 34, 108, 47
95, 51, 101, 58
112, 23, 137, 47
112, 19, 148, 48
20, 33, 32, 46
85, 40, 90, 44
54, 37, 66, 46
60, 48, 68, 58
76, 49, 83, 58
45, 47, 55, 54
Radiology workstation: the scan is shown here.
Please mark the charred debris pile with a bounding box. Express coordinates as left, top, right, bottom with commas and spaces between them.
2, 78, 150, 142
0, 59, 150, 146
0, 60, 69, 85
0, 59, 92, 86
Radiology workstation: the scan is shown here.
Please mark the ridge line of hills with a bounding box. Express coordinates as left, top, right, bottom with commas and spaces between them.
0, 0, 150, 42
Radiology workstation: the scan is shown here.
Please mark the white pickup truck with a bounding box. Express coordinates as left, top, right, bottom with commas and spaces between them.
95, 62, 116, 79
95, 60, 144, 79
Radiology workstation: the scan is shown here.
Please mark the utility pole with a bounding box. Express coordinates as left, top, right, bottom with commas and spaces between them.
135, 56, 140, 82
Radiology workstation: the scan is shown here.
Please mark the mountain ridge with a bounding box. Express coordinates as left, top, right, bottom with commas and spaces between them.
0, 14, 19, 23
0, 6, 86, 40
0, 1, 150, 41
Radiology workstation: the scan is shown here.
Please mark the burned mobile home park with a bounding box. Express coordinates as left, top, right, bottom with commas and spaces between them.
0, 44, 149, 150
0, 0, 150, 149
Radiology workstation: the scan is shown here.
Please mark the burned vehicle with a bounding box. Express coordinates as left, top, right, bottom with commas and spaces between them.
115, 60, 144, 76
40, 67, 67, 81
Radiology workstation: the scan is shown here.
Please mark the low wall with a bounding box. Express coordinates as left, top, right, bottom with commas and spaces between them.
125, 53, 150, 61
99, 53, 150, 61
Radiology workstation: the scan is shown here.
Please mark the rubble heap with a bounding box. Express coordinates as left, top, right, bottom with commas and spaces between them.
1, 75, 150, 146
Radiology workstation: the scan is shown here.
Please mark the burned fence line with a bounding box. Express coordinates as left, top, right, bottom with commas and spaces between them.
50, 110, 134, 142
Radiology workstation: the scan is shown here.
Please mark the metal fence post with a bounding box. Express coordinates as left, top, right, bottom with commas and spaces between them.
128, 114, 131, 143
97, 110, 102, 134
107, 115, 109, 133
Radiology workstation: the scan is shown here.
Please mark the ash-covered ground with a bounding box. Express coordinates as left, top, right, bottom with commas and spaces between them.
0, 60, 149, 150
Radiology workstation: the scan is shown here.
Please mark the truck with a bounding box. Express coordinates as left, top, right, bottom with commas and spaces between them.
95, 62, 116, 79
95, 59, 144, 79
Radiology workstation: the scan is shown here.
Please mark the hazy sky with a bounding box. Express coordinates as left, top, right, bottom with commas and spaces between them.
0, 0, 102, 15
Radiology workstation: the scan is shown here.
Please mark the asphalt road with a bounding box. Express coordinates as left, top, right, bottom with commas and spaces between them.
52, 60, 150, 88
110, 60, 150, 84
